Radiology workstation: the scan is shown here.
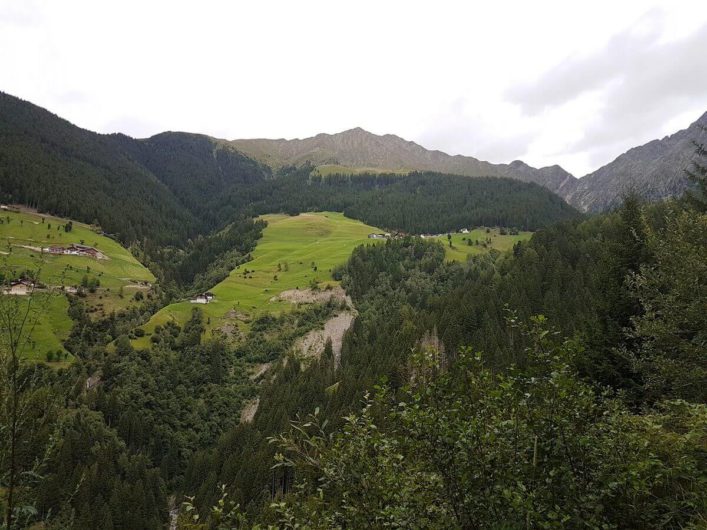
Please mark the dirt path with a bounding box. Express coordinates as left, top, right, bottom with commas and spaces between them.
249, 363, 272, 381
16, 244, 43, 252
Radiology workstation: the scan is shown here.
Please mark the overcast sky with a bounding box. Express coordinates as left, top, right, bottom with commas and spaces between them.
1, 0, 706, 176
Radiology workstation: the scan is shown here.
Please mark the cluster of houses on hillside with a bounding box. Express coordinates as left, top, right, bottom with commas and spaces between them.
3, 278, 36, 295
420, 228, 472, 239
191, 291, 215, 304
45, 243, 102, 258
3, 279, 82, 296
420, 233, 448, 239
369, 229, 475, 241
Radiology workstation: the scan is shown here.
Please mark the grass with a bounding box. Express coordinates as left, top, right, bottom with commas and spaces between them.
426, 228, 532, 262
0, 208, 155, 361
312, 165, 410, 177
134, 212, 382, 348
133, 214, 532, 350
5, 293, 73, 363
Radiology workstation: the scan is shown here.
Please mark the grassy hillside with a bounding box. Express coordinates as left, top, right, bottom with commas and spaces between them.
133, 212, 381, 348
3, 294, 72, 364
312, 164, 410, 177
429, 227, 532, 262
0, 208, 155, 361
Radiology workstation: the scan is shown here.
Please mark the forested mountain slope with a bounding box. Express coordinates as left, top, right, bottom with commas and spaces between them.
242, 170, 580, 233
0, 92, 200, 245
181, 193, 706, 528
108, 132, 271, 228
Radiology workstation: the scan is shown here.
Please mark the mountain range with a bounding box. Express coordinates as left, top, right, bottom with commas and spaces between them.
0, 91, 577, 246
0, 90, 704, 229
231, 128, 576, 194
561, 113, 707, 211
231, 114, 706, 212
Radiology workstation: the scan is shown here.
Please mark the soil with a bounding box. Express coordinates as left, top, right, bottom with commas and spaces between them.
240, 398, 260, 423
273, 285, 352, 307
294, 310, 356, 367
249, 363, 272, 381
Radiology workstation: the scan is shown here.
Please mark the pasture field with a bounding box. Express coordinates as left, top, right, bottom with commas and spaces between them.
312, 165, 410, 177
0, 208, 155, 361
429, 228, 532, 262
134, 214, 533, 350
133, 212, 382, 348
2, 293, 73, 363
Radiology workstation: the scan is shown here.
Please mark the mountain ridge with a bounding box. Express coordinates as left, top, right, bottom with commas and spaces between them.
230, 113, 706, 211
563, 111, 707, 211
2, 90, 704, 217
230, 127, 577, 194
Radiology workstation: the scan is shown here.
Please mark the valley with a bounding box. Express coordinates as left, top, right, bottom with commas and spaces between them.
133, 212, 381, 348
0, 203, 533, 361
0, 89, 704, 530
134, 213, 533, 350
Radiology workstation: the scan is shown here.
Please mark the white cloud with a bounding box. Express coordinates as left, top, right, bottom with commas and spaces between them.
0, 0, 705, 176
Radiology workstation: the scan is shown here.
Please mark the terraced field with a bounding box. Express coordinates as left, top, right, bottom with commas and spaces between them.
0, 208, 155, 361
133, 212, 381, 348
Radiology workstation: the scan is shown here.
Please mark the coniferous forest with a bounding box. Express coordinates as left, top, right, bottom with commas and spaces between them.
1, 93, 706, 529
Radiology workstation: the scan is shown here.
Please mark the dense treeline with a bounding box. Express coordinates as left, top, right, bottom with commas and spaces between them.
1, 187, 705, 527
244, 170, 579, 233
0, 92, 202, 245
147, 217, 266, 295
261, 331, 704, 529
36, 407, 167, 529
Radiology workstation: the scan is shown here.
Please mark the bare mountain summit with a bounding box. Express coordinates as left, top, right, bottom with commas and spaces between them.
562, 112, 707, 212
231, 128, 576, 194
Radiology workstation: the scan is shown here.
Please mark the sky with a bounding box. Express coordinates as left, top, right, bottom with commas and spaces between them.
1, 0, 706, 177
